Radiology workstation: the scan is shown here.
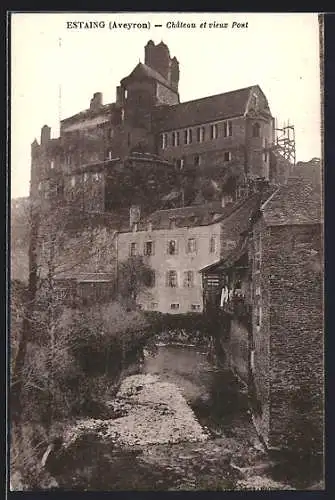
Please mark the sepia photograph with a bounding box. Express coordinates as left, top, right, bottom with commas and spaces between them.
9, 11, 324, 491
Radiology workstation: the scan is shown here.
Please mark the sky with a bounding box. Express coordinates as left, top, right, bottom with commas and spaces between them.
11, 12, 321, 199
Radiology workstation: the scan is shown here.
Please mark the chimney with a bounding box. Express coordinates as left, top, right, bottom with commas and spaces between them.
90, 92, 103, 110
144, 40, 155, 66
41, 125, 51, 145
129, 205, 141, 229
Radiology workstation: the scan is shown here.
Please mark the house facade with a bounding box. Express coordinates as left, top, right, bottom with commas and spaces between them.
117, 188, 266, 314
201, 170, 323, 453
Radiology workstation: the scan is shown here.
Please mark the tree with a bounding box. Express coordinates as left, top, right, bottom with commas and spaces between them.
116, 255, 155, 309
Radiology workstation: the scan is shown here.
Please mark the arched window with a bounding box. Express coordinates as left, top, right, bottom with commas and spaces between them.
252, 122, 261, 138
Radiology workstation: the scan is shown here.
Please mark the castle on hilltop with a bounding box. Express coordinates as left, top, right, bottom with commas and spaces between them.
30, 40, 290, 218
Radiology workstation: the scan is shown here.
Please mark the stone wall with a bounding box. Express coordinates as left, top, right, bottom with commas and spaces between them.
250, 219, 271, 446
267, 223, 323, 453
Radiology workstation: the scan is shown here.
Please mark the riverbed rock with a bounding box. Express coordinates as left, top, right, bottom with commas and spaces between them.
63, 374, 209, 451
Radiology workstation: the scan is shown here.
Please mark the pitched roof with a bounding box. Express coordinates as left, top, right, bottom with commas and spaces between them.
262, 176, 322, 226
146, 201, 227, 229
153, 85, 257, 131
143, 193, 261, 231
199, 235, 249, 274
121, 62, 176, 91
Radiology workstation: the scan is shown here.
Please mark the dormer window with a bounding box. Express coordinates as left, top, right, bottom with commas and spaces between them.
169, 219, 176, 229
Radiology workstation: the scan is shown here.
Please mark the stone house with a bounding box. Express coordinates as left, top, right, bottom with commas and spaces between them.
117, 189, 265, 314
201, 170, 323, 453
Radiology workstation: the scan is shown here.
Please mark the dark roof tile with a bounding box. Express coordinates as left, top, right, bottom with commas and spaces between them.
262, 177, 322, 226
153, 85, 257, 131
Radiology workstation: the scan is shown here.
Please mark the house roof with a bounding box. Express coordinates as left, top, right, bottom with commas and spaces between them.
199, 236, 249, 274
121, 62, 176, 91
262, 176, 322, 226
153, 85, 260, 131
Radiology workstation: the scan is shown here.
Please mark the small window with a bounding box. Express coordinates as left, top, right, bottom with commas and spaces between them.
209, 235, 216, 253
70, 176, 76, 187
147, 222, 153, 232
145, 270, 156, 288
150, 302, 158, 310
196, 127, 205, 143
84, 173, 88, 182
121, 109, 125, 121
170, 303, 180, 310
38, 182, 42, 192
263, 151, 268, 162
172, 131, 180, 147
184, 129, 192, 145
161, 133, 168, 149
186, 238, 197, 254
184, 271, 194, 288
255, 286, 261, 296
224, 151, 232, 162
50, 160, 55, 169
108, 150, 113, 160
223, 120, 233, 138
167, 270, 178, 288
177, 157, 185, 170
252, 122, 261, 137
144, 241, 154, 256
130, 242, 137, 256
194, 155, 201, 166
66, 155, 72, 166
210, 124, 218, 140
124, 89, 128, 99
167, 240, 178, 255
191, 304, 201, 311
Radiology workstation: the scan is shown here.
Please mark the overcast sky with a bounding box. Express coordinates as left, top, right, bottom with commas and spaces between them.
11, 12, 321, 199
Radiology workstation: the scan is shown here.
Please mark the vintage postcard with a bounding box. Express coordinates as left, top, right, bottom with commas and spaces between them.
9, 12, 324, 491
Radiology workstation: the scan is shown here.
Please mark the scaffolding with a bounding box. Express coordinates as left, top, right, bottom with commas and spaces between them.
274, 119, 296, 166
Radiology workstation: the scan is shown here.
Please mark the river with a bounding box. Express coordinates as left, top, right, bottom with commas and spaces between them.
47, 344, 322, 491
